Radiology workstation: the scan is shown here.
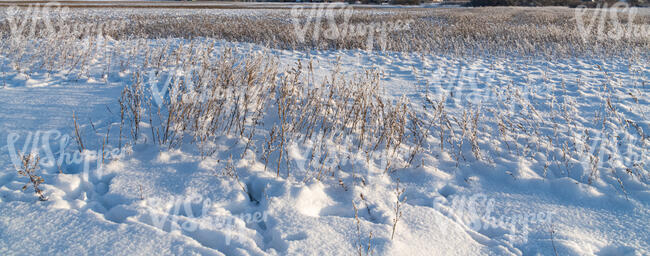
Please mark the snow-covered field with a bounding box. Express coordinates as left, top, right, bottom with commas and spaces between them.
0, 5, 648, 256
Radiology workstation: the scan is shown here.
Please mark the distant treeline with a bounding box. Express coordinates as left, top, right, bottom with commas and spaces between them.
194, 0, 647, 7
469, 0, 647, 7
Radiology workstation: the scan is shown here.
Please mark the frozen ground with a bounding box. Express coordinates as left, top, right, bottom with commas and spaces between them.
0, 1, 420, 9
0, 37, 648, 256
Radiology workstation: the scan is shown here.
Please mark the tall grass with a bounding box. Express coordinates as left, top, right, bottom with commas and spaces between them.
1, 7, 649, 58
116, 45, 427, 179
0, 6, 646, 195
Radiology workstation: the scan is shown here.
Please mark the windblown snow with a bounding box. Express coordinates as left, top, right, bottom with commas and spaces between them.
0, 15, 648, 256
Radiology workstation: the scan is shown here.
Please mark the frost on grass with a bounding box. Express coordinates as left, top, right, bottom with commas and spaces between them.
0, 5, 648, 256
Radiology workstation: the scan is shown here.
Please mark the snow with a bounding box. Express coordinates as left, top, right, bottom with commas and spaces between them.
0, 36, 648, 256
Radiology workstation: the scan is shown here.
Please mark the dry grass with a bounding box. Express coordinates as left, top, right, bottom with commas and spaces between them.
17, 152, 47, 201
115, 44, 426, 179
1, 7, 648, 57
0, 5, 646, 200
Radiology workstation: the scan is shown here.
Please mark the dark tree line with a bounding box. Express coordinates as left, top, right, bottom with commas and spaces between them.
470, 0, 645, 7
